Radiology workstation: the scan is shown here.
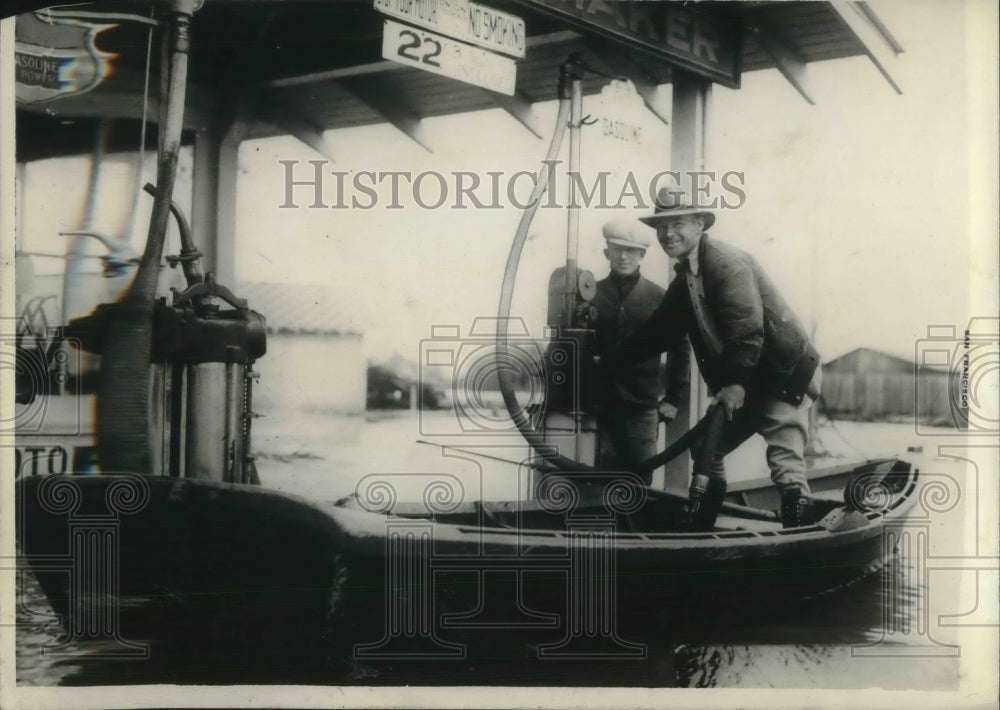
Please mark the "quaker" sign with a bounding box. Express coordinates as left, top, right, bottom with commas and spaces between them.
516, 0, 741, 88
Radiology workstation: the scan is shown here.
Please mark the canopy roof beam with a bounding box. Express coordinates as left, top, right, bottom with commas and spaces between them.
746, 24, 815, 106
829, 0, 903, 94
11, 3, 907, 158
339, 77, 433, 153
496, 91, 544, 139
257, 97, 335, 161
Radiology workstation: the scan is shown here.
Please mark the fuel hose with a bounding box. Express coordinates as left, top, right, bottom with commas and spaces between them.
496, 61, 715, 476
95, 0, 197, 475
495, 82, 593, 472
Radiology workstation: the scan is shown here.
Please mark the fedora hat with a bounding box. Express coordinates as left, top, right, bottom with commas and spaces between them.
639, 186, 716, 230
602, 219, 650, 250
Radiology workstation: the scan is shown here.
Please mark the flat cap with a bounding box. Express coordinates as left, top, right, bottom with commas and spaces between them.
602, 219, 650, 249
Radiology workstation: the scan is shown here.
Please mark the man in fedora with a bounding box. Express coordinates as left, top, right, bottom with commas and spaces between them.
617, 188, 822, 528
591, 219, 690, 484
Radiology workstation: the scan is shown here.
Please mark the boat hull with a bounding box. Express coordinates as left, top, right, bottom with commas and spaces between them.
16, 460, 918, 667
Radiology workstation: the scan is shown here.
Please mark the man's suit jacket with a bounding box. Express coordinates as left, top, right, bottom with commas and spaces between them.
591, 273, 688, 408
622, 236, 820, 405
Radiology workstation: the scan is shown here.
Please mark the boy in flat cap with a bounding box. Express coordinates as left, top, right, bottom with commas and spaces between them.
617, 188, 822, 529
591, 219, 690, 484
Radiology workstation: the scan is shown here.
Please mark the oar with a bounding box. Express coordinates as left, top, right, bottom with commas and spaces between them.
415, 440, 554, 471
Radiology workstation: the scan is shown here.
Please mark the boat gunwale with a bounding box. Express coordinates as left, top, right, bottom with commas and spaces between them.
317, 462, 921, 560
14, 460, 920, 559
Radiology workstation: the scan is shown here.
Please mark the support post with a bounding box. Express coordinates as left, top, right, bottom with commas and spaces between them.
663, 71, 712, 491
212, 117, 248, 286
191, 120, 221, 279
15, 160, 26, 252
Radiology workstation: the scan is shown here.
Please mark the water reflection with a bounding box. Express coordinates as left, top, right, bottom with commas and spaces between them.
17, 547, 943, 688
15, 417, 965, 689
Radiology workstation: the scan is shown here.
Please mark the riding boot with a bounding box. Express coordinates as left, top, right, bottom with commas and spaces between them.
780, 485, 816, 528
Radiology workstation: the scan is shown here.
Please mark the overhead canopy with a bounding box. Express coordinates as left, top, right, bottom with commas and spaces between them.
11, 0, 902, 161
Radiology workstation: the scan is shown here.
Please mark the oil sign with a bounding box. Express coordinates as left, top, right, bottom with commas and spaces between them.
14, 11, 116, 104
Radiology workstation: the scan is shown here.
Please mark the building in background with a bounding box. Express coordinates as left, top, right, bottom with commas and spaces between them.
821, 347, 957, 427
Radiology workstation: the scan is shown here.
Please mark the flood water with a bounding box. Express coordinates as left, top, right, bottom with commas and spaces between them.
15, 413, 968, 690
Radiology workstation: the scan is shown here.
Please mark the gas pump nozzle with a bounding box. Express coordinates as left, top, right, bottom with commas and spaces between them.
686, 406, 728, 530
686, 473, 711, 520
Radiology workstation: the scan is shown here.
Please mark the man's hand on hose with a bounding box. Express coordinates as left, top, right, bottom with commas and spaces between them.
712, 384, 745, 421
657, 399, 678, 422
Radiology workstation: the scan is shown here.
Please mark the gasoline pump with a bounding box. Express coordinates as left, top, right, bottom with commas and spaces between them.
496, 56, 602, 473
539, 264, 599, 465
66, 0, 265, 484
535, 57, 603, 467
68, 186, 266, 483
495, 55, 728, 528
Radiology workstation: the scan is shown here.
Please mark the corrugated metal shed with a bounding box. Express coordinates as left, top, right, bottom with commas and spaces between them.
821, 346, 957, 423
824, 347, 950, 375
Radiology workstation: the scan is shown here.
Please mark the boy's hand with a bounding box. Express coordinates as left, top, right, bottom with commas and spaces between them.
657, 400, 679, 422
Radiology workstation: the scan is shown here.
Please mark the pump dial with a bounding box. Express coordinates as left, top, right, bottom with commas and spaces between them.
577, 270, 596, 301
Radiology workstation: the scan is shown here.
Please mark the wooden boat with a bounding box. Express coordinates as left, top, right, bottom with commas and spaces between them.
16, 457, 918, 667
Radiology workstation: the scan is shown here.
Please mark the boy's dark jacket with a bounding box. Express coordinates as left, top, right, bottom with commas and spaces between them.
591, 272, 688, 408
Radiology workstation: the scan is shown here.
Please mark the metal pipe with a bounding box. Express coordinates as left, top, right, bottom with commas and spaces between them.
143, 181, 204, 286
132, 1, 193, 304
224, 361, 235, 482
169, 364, 184, 477
563, 67, 585, 462
158, 21, 170, 157
563, 76, 582, 331
126, 17, 155, 239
